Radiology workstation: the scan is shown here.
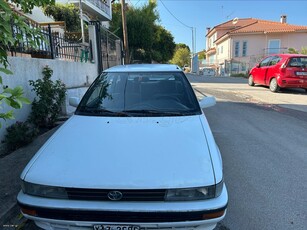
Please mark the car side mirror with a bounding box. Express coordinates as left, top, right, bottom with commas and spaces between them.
69, 97, 80, 107
256, 64, 261, 68
199, 96, 216, 109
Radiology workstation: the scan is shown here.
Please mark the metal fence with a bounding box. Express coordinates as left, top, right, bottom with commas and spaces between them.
7, 14, 123, 70
8, 17, 91, 63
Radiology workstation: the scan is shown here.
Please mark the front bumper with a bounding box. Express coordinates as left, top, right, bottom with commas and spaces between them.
17, 185, 228, 230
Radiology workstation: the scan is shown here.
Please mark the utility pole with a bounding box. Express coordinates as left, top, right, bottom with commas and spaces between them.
121, 0, 129, 64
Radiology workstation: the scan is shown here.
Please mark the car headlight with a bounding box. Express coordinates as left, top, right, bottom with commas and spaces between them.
165, 186, 215, 201
165, 179, 224, 201
215, 179, 224, 197
21, 181, 68, 199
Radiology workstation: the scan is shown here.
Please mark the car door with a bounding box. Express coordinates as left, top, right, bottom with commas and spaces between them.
265, 56, 282, 85
253, 56, 273, 84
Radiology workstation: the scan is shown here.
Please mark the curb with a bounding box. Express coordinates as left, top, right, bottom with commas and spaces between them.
0, 203, 25, 229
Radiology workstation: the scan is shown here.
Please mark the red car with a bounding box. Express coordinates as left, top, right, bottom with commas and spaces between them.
248, 54, 307, 92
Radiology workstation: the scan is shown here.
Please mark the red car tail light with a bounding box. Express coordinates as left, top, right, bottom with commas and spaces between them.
280, 63, 287, 73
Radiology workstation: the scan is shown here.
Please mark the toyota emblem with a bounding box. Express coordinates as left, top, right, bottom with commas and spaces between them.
107, 191, 123, 201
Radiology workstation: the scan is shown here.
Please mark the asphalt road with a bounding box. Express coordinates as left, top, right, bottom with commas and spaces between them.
188, 75, 307, 230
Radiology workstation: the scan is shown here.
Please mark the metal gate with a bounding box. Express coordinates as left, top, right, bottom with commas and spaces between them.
91, 21, 123, 73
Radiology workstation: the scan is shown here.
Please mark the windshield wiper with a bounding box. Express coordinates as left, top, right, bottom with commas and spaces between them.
122, 109, 187, 116
78, 107, 131, 117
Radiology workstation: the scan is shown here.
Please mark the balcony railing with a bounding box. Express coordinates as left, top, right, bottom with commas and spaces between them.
86, 0, 111, 16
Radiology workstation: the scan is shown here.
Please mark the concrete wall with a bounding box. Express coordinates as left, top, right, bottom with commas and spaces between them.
1, 57, 98, 141
216, 39, 230, 63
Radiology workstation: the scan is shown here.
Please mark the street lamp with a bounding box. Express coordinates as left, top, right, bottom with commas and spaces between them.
190, 27, 198, 74
79, 0, 85, 44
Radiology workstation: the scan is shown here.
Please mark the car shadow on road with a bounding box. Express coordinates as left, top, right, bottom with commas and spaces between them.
253, 85, 306, 95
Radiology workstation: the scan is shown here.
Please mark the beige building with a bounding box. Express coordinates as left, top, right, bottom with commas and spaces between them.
206, 16, 307, 76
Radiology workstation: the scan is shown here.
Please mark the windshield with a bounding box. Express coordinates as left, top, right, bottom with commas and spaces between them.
76, 72, 201, 117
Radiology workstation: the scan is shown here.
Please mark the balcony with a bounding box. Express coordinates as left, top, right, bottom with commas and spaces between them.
67, 0, 112, 21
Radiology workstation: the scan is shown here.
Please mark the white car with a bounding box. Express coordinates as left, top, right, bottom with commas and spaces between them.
18, 64, 228, 230
200, 68, 216, 76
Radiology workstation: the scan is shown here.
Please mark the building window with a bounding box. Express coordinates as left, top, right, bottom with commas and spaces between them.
217, 47, 219, 55
234, 41, 240, 57
221, 46, 223, 54
242, 41, 247, 57
268, 39, 280, 55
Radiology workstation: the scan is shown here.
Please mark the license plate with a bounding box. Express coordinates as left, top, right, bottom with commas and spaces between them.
296, 72, 307, 76
93, 225, 140, 230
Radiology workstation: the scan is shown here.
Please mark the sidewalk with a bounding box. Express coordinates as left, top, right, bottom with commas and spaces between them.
0, 126, 60, 227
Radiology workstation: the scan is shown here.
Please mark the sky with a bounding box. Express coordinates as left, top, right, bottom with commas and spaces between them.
128, 0, 307, 52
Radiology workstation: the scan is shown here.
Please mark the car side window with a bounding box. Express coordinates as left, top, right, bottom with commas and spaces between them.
270, 56, 282, 66
259, 57, 272, 67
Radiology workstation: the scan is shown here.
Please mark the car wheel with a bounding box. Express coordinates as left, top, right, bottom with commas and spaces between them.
269, 78, 280, 92
248, 75, 255, 86
303, 88, 307, 93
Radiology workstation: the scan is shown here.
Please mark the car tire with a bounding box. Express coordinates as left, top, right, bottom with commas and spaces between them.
269, 78, 280, 92
248, 75, 255, 86
303, 88, 307, 93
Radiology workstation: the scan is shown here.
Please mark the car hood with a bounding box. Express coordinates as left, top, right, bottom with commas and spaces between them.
22, 115, 215, 189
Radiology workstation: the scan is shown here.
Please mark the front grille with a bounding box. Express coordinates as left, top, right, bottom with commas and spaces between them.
65, 188, 166, 201
37, 209, 204, 222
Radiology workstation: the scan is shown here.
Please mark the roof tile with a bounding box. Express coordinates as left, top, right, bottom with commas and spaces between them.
211, 18, 307, 35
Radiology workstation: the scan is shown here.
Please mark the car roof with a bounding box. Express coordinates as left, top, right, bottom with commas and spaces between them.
272, 53, 307, 58
104, 64, 182, 73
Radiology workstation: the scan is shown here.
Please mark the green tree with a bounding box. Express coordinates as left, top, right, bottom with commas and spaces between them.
151, 25, 176, 63
176, 43, 190, 52
170, 47, 191, 67
300, 47, 307, 55
110, 2, 175, 63
0, 0, 55, 127
198, 50, 206, 60
288, 48, 299, 54
288, 47, 307, 55
43, 3, 80, 32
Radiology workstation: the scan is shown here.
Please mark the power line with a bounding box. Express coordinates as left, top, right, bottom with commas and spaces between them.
159, 0, 192, 29
135, 0, 142, 6
159, 0, 196, 54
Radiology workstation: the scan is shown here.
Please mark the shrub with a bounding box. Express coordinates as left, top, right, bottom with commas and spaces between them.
29, 66, 66, 129
4, 121, 39, 151
231, 73, 248, 78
